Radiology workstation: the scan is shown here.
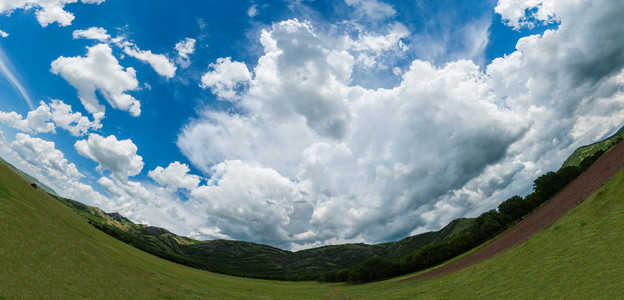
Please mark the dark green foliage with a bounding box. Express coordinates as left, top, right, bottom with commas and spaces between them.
472, 210, 504, 240
347, 257, 401, 283
498, 195, 531, 224
56, 194, 474, 281
533, 171, 562, 200
580, 149, 605, 169
334, 134, 613, 284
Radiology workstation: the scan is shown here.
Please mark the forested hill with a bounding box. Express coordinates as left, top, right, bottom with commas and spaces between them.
54, 194, 473, 280
562, 126, 624, 168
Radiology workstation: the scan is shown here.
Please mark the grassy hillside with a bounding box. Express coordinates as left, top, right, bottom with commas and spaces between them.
0, 158, 331, 299
56, 193, 473, 280
2, 133, 623, 298
336, 167, 624, 299
5, 153, 620, 299
562, 126, 624, 167
1, 158, 57, 195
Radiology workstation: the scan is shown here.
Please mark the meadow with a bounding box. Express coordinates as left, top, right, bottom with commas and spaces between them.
2, 156, 624, 299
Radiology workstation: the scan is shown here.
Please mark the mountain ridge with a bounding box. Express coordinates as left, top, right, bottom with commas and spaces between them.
53, 193, 473, 280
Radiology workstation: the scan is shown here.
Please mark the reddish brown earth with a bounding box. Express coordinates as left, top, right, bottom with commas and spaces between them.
403, 140, 624, 281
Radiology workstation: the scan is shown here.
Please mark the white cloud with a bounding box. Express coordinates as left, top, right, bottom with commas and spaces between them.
48, 99, 101, 136
71, 27, 178, 77
181, 19, 523, 248
0, 0, 105, 27
350, 22, 409, 69
73, 27, 110, 42
0, 30, 8, 37
74, 133, 144, 180
248, 19, 352, 140
200, 57, 251, 102
122, 43, 177, 79
0, 101, 54, 133
247, 4, 258, 17
175, 38, 196, 68
50, 43, 141, 117
345, 0, 396, 21
0, 100, 101, 136
0, 46, 34, 109
496, 0, 560, 30
11, 133, 82, 179
95, 174, 206, 236
178, 2, 624, 249
406, 13, 492, 66
189, 160, 303, 248
351, 22, 408, 53
5, 133, 113, 208
3, 0, 619, 251
148, 161, 201, 191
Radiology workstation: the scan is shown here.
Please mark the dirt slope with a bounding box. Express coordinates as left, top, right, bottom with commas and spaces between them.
404, 140, 624, 281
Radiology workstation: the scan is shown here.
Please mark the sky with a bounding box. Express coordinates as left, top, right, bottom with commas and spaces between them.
0, 0, 623, 251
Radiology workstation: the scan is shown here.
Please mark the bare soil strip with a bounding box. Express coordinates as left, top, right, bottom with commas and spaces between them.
402, 141, 624, 281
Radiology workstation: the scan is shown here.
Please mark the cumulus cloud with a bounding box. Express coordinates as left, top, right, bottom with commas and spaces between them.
11, 133, 82, 179
50, 43, 140, 117
4, 0, 619, 251
175, 38, 196, 68
181, 19, 523, 247
148, 161, 201, 191
74, 133, 144, 180
0, 132, 113, 209
0, 30, 8, 37
0, 0, 105, 27
200, 57, 251, 102
48, 99, 102, 136
72, 27, 177, 78
179, 0, 624, 249
350, 22, 408, 69
189, 160, 304, 248
121, 43, 177, 79
495, 0, 560, 30
0, 102, 54, 133
249, 19, 352, 140
73, 27, 110, 42
96, 173, 206, 235
0, 100, 101, 136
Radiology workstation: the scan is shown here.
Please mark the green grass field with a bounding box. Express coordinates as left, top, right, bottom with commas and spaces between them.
2, 156, 624, 299
0, 159, 331, 299
335, 168, 624, 299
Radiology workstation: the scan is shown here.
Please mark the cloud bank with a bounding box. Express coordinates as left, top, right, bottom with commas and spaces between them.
1, 0, 623, 252
174, 0, 624, 249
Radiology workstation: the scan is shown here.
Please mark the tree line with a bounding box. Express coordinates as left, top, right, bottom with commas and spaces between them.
319, 142, 614, 284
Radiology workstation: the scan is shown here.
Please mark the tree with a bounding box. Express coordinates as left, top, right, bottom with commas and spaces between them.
498, 195, 530, 223
472, 209, 504, 239
533, 171, 560, 200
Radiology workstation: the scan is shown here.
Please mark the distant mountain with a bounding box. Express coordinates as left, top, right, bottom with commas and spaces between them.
54, 194, 473, 280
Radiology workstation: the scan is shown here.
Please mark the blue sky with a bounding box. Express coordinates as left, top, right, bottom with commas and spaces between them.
1, 0, 623, 250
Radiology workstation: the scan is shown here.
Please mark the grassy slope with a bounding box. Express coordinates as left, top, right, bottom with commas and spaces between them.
335, 168, 624, 299
4, 152, 623, 299
0, 159, 331, 299
2, 141, 623, 298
